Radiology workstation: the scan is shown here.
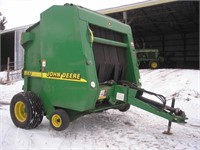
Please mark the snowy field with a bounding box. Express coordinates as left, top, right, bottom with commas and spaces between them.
0, 69, 200, 150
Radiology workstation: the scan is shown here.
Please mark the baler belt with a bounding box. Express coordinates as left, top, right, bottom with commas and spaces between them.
90, 24, 127, 83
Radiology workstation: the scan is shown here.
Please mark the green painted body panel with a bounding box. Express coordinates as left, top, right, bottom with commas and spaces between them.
22, 4, 140, 118
21, 4, 186, 123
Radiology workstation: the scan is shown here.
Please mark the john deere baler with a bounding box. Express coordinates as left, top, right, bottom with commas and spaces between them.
10, 4, 186, 131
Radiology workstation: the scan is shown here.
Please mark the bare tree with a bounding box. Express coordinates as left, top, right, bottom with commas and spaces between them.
0, 12, 7, 30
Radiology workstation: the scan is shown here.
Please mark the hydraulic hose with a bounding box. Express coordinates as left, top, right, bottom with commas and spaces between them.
118, 80, 166, 109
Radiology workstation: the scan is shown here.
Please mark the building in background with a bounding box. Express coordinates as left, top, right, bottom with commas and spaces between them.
0, 25, 31, 71
0, 0, 199, 71
99, 0, 199, 68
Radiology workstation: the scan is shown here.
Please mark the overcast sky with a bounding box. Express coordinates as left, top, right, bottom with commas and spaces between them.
0, 0, 146, 29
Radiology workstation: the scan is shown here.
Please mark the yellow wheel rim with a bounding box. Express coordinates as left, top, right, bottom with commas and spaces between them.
52, 114, 62, 128
151, 62, 158, 69
14, 101, 27, 122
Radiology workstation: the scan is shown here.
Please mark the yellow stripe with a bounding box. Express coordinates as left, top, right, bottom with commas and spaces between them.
24, 71, 87, 83
24, 71, 42, 77
98, 96, 107, 100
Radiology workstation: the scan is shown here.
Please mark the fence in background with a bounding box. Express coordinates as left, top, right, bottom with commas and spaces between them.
6, 57, 23, 83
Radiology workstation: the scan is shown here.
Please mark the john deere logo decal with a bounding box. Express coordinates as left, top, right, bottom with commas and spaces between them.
24, 71, 87, 83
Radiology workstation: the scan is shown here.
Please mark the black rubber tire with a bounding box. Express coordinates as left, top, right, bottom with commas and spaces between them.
149, 60, 159, 69
50, 109, 70, 131
10, 92, 44, 129
118, 104, 130, 112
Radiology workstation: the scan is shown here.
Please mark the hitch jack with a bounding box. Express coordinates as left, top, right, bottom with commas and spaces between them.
163, 98, 176, 135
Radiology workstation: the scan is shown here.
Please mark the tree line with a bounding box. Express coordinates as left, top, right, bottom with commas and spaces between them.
0, 12, 7, 30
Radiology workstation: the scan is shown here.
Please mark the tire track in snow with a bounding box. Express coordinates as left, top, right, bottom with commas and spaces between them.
1, 69, 200, 150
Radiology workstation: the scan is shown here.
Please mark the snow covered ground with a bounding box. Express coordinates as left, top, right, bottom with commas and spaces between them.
0, 69, 200, 150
